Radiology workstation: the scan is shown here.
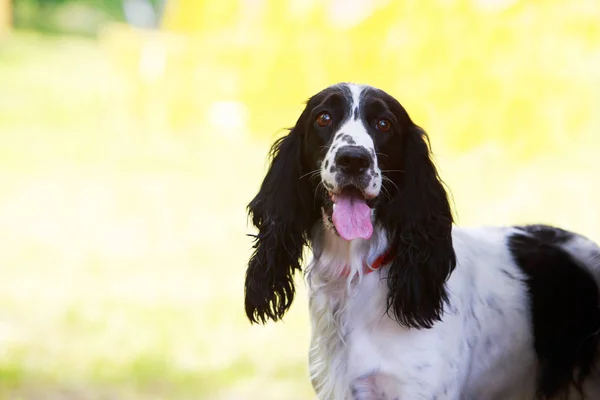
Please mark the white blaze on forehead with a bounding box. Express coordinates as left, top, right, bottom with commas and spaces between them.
334, 83, 376, 154
349, 83, 363, 108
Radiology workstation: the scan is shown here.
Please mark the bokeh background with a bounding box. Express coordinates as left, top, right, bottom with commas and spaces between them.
0, 0, 599, 399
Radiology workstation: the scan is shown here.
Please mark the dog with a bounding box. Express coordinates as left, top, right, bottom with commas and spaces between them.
243, 82, 600, 399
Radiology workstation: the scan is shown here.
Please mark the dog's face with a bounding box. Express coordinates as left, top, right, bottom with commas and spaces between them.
245, 82, 455, 328
299, 83, 407, 241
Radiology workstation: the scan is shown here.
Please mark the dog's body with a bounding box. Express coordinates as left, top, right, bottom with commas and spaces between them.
244, 83, 600, 399
307, 224, 600, 399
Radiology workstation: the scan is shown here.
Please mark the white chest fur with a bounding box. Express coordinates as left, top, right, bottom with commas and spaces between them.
306, 225, 389, 399
306, 226, 537, 400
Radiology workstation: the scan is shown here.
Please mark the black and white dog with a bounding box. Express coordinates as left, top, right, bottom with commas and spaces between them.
244, 83, 600, 399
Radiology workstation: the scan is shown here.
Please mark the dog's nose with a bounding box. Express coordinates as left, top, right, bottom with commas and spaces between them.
335, 147, 372, 175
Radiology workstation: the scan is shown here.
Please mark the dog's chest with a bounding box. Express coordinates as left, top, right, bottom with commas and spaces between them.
307, 265, 536, 400
307, 272, 393, 399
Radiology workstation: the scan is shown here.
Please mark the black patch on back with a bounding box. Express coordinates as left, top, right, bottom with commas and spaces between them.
518, 224, 573, 245
508, 224, 600, 399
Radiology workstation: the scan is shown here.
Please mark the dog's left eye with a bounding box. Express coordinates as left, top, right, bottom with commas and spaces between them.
375, 118, 392, 132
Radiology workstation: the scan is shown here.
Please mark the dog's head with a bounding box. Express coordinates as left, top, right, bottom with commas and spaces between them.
245, 83, 456, 329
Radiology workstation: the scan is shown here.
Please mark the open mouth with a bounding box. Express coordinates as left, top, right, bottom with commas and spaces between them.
323, 186, 374, 241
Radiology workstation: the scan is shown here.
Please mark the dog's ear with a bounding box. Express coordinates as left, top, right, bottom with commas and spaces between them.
379, 125, 456, 329
244, 116, 319, 324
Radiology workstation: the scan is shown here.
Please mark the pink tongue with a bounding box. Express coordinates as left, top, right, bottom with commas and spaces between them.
332, 189, 373, 241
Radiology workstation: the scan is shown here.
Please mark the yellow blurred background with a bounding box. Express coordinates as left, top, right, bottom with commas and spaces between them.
0, 0, 599, 398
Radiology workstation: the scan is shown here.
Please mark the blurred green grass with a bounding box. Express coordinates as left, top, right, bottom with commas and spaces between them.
0, 31, 313, 399
0, 25, 599, 400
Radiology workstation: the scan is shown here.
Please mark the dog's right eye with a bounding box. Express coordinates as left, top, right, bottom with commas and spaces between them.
316, 112, 332, 127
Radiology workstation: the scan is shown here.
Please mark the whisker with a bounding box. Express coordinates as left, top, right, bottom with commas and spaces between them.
313, 181, 325, 207
382, 180, 395, 199
299, 169, 321, 180
381, 169, 405, 173
307, 173, 323, 184
382, 175, 399, 193
308, 174, 322, 184
379, 183, 391, 201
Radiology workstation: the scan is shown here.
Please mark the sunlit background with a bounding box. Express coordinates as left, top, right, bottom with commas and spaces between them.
0, 0, 599, 398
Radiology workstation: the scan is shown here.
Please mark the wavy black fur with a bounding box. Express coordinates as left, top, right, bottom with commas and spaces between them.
378, 124, 456, 329
244, 116, 320, 324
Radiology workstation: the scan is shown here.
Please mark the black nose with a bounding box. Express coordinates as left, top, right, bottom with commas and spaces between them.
335, 147, 372, 175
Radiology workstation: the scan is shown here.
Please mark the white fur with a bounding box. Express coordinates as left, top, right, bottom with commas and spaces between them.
305, 225, 600, 400
320, 84, 382, 199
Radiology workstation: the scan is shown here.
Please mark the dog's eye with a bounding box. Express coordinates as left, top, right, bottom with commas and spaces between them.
375, 119, 392, 132
316, 112, 332, 127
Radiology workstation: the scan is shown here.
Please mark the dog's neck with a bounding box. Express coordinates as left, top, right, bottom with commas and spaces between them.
305, 222, 390, 399
307, 222, 389, 286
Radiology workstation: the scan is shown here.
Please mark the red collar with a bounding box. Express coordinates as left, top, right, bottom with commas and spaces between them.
342, 251, 391, 277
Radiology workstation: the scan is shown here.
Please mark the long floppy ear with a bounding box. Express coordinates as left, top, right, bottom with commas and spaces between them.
379, 125, 456, 329
244, 123, 318, 324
